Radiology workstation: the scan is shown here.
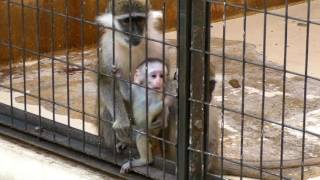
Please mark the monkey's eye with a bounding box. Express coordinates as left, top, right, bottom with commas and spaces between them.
160, 74, 163, 78
123, 18, 130, 23
121, 18, 130, 25
135, 17, 145, 26
151, 74, 157, 78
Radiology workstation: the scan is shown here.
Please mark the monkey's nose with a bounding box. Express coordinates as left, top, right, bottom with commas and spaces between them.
130, 37, 141, 46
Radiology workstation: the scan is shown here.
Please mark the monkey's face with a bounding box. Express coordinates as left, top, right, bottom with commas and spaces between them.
118, 16, 146, 46
147, 70, 164, 91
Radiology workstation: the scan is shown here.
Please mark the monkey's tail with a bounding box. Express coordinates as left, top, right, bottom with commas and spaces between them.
244, 157, 320, 169
211, 159, 289, 180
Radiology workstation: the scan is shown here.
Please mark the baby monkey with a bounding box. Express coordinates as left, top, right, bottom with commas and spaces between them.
113, 58, 173, 173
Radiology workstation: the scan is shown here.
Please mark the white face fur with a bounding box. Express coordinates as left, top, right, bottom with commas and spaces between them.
134, 61, 168, 91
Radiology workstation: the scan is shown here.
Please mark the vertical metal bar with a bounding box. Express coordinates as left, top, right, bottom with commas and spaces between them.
96, 0, 102, 158
177, 0, 191, 179
128, 0, 133, 171
220, 1, 227, 178
111, 0, 118, 163
190, 0, 206, 178
259, 0, 268, 178
6, 0, 14, 127
144, 0, 150, 176
21, 0, 28, 131
161, 0, 167, 179
240, 0, 248, 178
80, 0, 86, 152
280, 0, 289, 178
64, 0, 71, 146
50, 0, 56, 141
202, 1, 211, 179
36, 0, 42, 136
301, 0, 311, 179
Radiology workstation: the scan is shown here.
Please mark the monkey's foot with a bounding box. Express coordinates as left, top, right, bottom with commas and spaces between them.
120, 159, 151, 174
120, 161, 131, 174
116, 142, 128, 153
112, 120, 130, 129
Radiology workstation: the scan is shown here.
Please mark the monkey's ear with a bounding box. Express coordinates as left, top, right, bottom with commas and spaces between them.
149, 11, 163, 32
134, 69, 140, 77
96, 13, 113, 28
133, 70, 142, 84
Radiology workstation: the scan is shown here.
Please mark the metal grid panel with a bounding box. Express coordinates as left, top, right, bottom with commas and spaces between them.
0, 0, 319, 179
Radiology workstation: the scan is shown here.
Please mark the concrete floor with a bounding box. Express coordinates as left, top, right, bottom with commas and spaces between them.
0, 135, 118, 180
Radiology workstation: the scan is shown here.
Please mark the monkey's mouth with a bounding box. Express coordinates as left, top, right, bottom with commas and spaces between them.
153, 87, 162, 91
125, 36, 141, 46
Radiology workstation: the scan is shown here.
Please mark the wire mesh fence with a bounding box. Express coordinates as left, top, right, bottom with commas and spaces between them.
0, 0, 320, 179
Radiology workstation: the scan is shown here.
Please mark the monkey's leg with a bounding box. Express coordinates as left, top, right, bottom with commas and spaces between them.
120, 133, 153, 174
114, 128, 135, 153
99, 108, 116, 149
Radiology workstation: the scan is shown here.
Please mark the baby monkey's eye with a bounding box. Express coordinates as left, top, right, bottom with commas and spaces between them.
151, 74, 157, 78
160, 74, 163, 78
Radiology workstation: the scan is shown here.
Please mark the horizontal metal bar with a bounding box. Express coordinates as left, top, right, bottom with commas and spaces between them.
0, 41, 178, 98
0, 102, 177, 179
190, 47, 320, 82
4, 0, 178, 48
187, 147, 291, 180
0, 99, 176, 147
0, 119, 146, 180
6, 0, 320, 28
208, 0, 320, 26
189, 98, 320, 138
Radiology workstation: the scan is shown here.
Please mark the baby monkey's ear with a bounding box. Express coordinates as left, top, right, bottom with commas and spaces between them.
133, 69, 143, 84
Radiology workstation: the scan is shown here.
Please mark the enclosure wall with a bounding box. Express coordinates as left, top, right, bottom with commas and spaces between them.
0, 0, 304, 64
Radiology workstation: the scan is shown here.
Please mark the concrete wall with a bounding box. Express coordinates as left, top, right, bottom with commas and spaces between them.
0, 0, 303, 64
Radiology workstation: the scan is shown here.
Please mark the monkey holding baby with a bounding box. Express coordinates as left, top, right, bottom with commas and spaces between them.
96, 0, 169, 150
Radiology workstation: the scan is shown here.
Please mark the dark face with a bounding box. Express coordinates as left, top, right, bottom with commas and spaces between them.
118, 16, 146, 46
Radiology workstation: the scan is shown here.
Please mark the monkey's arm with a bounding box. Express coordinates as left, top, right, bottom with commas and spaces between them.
148, 101, 163, 121
148, 97, 172, 129
111, 64, 131, 102
100, 75, 130, 129
149, 106, 169, 130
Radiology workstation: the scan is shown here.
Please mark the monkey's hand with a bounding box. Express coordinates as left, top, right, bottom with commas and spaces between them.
111, 64, 121, 78
116, 142, 128, 153
150, 119, 162, 129
112, 119, 130, 129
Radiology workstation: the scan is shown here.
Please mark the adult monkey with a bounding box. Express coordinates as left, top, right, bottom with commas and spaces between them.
96, 0, 171, 150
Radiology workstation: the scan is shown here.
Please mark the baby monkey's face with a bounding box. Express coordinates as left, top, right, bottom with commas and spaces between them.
133, 61, 167, 91
147, 70, 164, 91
